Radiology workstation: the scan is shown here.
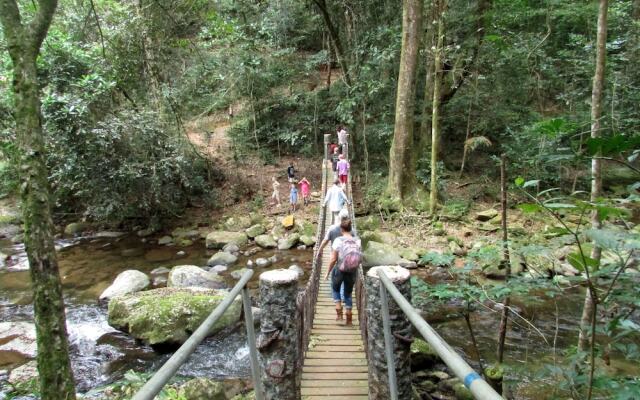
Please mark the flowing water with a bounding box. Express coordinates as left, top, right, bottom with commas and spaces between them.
0, 233, 313, 393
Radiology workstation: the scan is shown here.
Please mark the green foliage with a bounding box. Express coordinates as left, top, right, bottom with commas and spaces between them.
419, 251, 455, 268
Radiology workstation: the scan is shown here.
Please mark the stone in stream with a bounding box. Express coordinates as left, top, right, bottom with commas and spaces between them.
99, 270, 151, 301
95, 231, 127, 239
255, 258, 271, 268
158, 236, 173, 245
207, 251, 238, 267
107, 287, 241, 346
176, 250, 187, 257
362, 241, 405, 267
178, 378, 225, 400
230, 268, 250, 280
246, 260, 254, 268
277, 233, 300, 250
0, 322, 36, 359
245, 224, 266, 239
244, 246, 261, 257
296, 245, 307, 250
168, 265, 226, 289
288, 264, 304, 278
205, 231, 249, 250
223, 243, 240, 254
150, 267, 171, 275
299, 235, 316, 246
211, 265, 228, 273
254, 234, 277, 249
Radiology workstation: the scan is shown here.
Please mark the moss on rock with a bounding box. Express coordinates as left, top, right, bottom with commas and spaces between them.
108, 287, 241, 346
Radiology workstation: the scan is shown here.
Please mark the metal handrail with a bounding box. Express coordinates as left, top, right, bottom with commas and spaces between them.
377, 270, 503, 400
132, 269, 263, 400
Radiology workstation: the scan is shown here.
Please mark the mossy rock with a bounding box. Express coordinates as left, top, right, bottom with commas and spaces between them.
357, 215, 381, 231
400, 247, 421, 262
245, 224, 266, 239
410, 338, 439, 371
363, 241, 404, 267
300, 235, 316, 246
295, 220, 315, 237
224, 216, 253, 231
64, 222, 90, 236
277, 233, 300, 250
255, 234, 277, 249
206, 231, 248, 249
108, 287, 241, 346
179, 378, 225, 400
360, 231, 382, 248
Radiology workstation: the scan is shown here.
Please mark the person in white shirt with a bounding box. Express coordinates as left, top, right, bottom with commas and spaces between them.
323, 179, 350, 225
337, 126, 348, 153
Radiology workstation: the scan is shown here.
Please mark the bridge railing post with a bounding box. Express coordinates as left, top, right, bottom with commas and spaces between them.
257, 269, 300, 400
323, 133, 330, 163
365, 265, 413, 400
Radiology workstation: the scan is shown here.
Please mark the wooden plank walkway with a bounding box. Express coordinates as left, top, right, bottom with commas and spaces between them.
301, 184, 368, 399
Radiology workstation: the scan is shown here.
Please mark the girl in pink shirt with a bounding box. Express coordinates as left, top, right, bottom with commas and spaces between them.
299, 177, 311, 206
336, 154, 350, 185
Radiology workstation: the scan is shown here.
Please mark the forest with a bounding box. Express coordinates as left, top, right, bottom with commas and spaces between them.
0, 0, 638, 399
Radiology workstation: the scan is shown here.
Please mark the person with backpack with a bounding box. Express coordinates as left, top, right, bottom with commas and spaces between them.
324, 218, 361, 326
287, 162, 296, 182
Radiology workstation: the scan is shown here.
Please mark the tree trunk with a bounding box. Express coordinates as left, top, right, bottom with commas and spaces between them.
416, 3, 437, 157
578, 0, 608, 354
312, 0, 352, 86
0, 1, 77, 399
429, 0, 445, 214
496, 154, 511, 368
387, 0, 423, 200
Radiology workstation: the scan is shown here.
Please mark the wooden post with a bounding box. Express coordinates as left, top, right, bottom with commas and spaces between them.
258, 269, 300, 400
324, 133, 330, 162
365, 266, 413, 400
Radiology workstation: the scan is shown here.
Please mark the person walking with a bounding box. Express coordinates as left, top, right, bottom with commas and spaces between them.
299, 177, 311, 206
331, 147, 340, 179
271, 176, 281, 207
287, 162, 296, 183
336, 154, 350, 187
324, 218, 361, 325
337, 125, 348, 154
289, 182, 298, 213
323, 179, 350, 225
317, 209, 357, 256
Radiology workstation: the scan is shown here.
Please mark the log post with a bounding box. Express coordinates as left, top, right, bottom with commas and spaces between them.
258, 269, 300, 400
365, 266, 413, 400
344, 133, 350, 161
324, 133, 330, 161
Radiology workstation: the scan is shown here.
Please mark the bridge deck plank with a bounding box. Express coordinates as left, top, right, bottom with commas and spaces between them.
302, 166, 369, 399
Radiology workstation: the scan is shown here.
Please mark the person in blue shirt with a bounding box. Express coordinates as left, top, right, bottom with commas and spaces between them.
289, 183, 298, 213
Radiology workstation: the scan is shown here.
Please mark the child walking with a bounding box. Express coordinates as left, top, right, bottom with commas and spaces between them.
299, 177, 311, 206
289, 182, 298, 213
336, 154, 350, 186
271, 177, 281, 207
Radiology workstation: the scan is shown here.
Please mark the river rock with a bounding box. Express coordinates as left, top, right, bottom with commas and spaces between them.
281, 215, 295, 229
225, 216, 253, 231
176, 250, 187, 257
151, 267, 171, 275
245, 224, 266, 239
211, 265, 228, 273
107, 287, 241, 346
137, 227, 156, 237
254, 234, 277, 249
99, 270, 151, 300
410, 338, 438, 371
476, 209, 499, 221
206, 231, 248, 249
244, 246, 261, 257
168, 265, 225, 289
277, 233, 300, 250
399, 247, 421, 261
255, 258, 272, 268
179, 377, 225, 400
0, 322, 37, 359
171, 228, 200, 240
231, 268, 250, 280
295, 221, 315, 236
223, 243, 240, 254
448, 241, 466, 256
95, 231, 127, 239
153, 276, 167, 287
158, 236, 173, 245
207, 252, 238, 267
64, 222, 89, 236
246, 259, 254, 268
8, 361, 38, 385
299, 235, 316, 246
363, 241, 404, 267
288, 264, 304, 278
297, 245, 307, 250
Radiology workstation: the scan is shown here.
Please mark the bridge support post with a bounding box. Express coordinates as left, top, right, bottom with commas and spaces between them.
365, 266, 413, 400
257, 269, 300, 400
324, 133, 330, 161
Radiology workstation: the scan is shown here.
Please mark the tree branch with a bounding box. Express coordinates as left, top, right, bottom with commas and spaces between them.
0, 0, 26, 61
28, 0, 59, 53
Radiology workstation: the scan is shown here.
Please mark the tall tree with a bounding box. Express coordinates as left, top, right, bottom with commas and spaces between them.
0, 1, 77, 399
312, 0, 352, 86
578, 0, 608, 357
387, 0, 423, 200
429, 0, 445, 214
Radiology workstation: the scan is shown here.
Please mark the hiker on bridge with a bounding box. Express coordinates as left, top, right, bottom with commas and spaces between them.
324, 217, 361, 326
337, 125, 348, 153
323, 179, 350, 225
336, 154, 350, 187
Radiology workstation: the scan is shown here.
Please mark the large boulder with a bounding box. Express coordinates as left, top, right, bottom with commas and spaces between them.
179, 378, 225, 400
64, 222, 90, 236
255, 234, 277, 249
0, 322, 36, 359
206, 231, 248, 249
475, 209, 499, 222
107, 287, 241, 346
363, 241, 404, 267
99, 270, 150, 301
225, 216, 253, 231
207, 252, 238, 267
245, 224, 266, 239
299, 235, 316, 247
168, 265, 225, 289
277, 233, 300, 250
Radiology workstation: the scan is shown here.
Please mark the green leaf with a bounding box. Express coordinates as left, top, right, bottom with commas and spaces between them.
514, 176, 525, 187
518, 203, 543, 213
567, 252, 599, 272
